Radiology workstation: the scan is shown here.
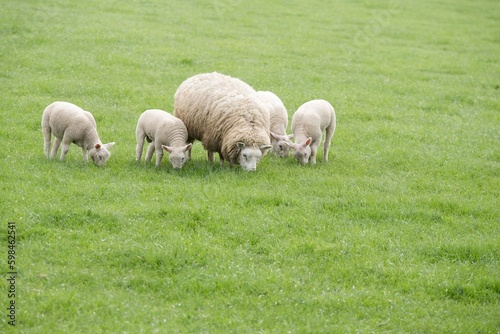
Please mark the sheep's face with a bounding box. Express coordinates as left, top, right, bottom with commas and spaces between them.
270, 133, 294, 158
286, 137, 312, 165
237, 142, 272, 171
293, 145, 311, 165
162, 144, 192, 169
90, 142, 115, 167
275, 141, 291, 158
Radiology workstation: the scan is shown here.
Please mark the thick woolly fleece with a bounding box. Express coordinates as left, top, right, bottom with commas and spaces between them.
174, 72, 271, 164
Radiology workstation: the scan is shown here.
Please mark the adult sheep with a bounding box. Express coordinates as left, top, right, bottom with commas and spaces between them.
256, 90, 293, 158
41, 101, 115, 166
135, 109, 192, 169
286, 99, 336, 165
174, 72, 272, 171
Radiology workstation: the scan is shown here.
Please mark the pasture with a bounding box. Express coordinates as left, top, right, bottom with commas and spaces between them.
1, 0, 499, 332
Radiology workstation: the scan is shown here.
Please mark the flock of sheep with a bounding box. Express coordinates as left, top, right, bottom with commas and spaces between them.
41, 72, 336, 171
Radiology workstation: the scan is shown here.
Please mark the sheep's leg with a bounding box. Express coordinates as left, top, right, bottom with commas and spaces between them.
145, 142, 155, 162
59, 141, 71, 161
42, 127, 52, 158
310, 149, 317, 164
50, 137, 62, 159
323, 124, 335, 162
310, 140, 321, 165
81, 147, 88, 163
309, 132, 322, 164
136, 135, 145, 161
218, 153, 224, 166
207, 151, 214, 162
155, 143, 163, 167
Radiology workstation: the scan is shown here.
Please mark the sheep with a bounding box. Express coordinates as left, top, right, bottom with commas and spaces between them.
256, 90, 294, 157
285, 99, 336, 165
135, 109, 192, 169
173, 72, 272, 171
41, 101, 115, 166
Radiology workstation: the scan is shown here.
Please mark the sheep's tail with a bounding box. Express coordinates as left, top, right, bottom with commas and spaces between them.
41, 114, 52, 158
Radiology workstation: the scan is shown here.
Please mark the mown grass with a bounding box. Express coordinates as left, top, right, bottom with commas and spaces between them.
1, 0, 499, 332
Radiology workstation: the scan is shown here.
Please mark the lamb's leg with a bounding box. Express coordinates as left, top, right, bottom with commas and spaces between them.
155, 142, 163, 167
50, 137, 62, 159
310, 148, 317, 164
59, 141, 71, 161
136, 134, 145, 161
42, 127, 52, 158
309, 135, 321, 165
145, 142, 155, 162
82, 148, 88, 163
207, 151, 214, 162
323, 124, 335, 162
219, 153, 224, 166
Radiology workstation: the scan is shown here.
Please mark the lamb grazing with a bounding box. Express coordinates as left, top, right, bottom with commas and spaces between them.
256, 90, 294, 157
174, 72, 272, 171
135, 109, 192, 169
41, 101, 115, 166
286, 99, 336, 165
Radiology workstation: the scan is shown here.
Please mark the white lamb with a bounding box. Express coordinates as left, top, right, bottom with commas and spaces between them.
135, 109, 192, 169
256, 90, 294, 157
174, 72, 272, 171
285, 99, 336, 165
41, 101, 115, 166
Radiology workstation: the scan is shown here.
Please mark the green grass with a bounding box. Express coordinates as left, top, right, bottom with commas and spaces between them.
1, 0, 499, 332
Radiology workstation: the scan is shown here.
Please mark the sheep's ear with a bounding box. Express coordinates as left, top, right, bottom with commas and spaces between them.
260, 144, 273, 153
270, 132, 278, 140
95, 143, 101, 149
162, 145, 172, 153
304, 137, 312, 146
184, 143, 193, 152
103, 142, 115, 149
287, 134, 294, 140
237, 142, 246, 149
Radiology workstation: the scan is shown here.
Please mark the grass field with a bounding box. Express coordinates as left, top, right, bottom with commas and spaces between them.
1, 0, 499, 332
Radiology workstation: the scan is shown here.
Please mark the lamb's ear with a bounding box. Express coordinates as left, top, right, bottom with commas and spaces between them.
304, 137, 312, 146
236, 142, 246, 149
270, 132, 279, 140
287, 134, 294, 140
95, 143, 101, 149
184, 143, 193, 152
102, 142, 115, 149
283, 141, 293, 148
162, 145, 173, 153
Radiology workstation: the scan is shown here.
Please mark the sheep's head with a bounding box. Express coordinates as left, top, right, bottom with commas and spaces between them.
162, 144, 192, 169
236, 142, 272, 171
270, 132, 294, 158
89, 142, 115, 166
285, 137, 312, 165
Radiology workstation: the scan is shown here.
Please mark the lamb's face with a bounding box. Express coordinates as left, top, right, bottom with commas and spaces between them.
287, 137, 312, 165
89, 142, 115, 167
169, 151, 188, 169
273, 139, 292, 158
293, 145, 311, 165
163, 144, 192, 169
237, 142, 272, 171
270, 133, 294, 158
